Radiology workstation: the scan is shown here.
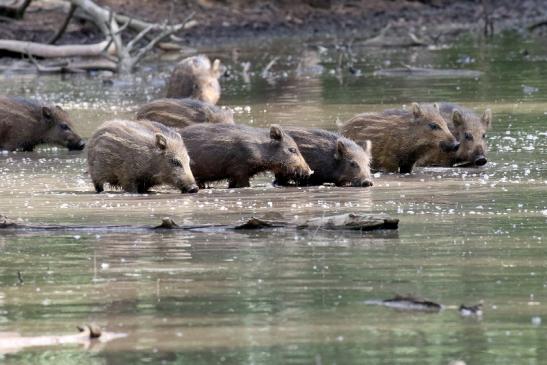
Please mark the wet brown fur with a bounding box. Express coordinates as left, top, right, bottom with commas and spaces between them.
340, 103, 459, 173
135, 98, 234, 129
273, 127, 373, 187
87, 119, 197, 194
419, 102, 492, 167
166, 55, 222, 104
179, 123, 312, 188
0, 96, 84, 151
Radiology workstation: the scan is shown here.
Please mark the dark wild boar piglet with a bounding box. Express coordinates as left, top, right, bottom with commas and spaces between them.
87, 119, 198, 194
340, 103, 459, 173
0, 96, 85, 151
136, 98, 234, 129
180, 123, 312, 188
273, 127, 373, 187
166, 55, 222, 104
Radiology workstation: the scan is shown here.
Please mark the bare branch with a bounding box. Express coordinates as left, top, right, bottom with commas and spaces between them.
48, 3, 77, 44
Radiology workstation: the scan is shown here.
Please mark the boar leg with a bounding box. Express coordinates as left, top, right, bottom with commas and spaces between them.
228, 177, 251, 189
399, 163, 414, 174
93, 183, 104, 193
273, 173, 290, 187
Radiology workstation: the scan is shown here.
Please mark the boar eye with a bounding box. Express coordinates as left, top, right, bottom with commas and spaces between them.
464, 132, 473, 141
350, 161, 358, 168
170, 158, 183, 168
59, 123, 70, 131
288, 147, 297, 154
428, 123, 440, 130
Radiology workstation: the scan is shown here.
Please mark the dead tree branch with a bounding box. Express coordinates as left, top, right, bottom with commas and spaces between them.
0, 0, 32, 20
48, 3, 77, 44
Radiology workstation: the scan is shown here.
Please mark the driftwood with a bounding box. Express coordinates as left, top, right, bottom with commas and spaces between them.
362, 22, 428, 47
373, 66, 482, 78
0, 324, 126, 354
0, 0, 32, 20
365, 295, 483, 317
0, 0, 194, 73
1, 213, 399, 233
0, 39, 111, 58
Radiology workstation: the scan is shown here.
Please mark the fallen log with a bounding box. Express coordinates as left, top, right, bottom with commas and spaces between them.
373, 66, 482, 78
0, 39, 111, 58
0, 213, 399, 233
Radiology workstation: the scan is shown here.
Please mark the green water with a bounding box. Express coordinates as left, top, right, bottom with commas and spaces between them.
0, 33, 546, 364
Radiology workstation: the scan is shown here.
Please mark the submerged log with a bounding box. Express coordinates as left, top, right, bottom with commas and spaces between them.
373, 67, 482, 78
365, 295, 443, 312
0, 213, 398, 233
0, 324, 126, 354
297, 213, 398, 231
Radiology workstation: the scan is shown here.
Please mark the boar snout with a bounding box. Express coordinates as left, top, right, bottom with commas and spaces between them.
68, 139, 86, 151
181, 184, 199, 194
474, 155, 487, 166
360, 180, 373, 187
440, 140, 460, 153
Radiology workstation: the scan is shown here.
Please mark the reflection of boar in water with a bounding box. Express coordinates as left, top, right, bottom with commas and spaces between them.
0, 96, 85, 152
166, 55, 222, 104
273, 127, 373, 187
418, 102, 492, 167
87, 119, 198, 194
340, 103, 460, 173
135, 98, 234, 129
180, 124, 313, 188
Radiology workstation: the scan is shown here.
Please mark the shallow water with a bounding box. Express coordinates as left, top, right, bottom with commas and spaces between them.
0, 33, 546, 364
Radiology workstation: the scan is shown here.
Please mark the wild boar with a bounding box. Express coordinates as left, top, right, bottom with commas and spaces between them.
135, 98, 234, 129
340, 103, 460, 173
179, 123, 312, 188
87, 119, 198, 194
166, 55, 222, 104
418, 102, 492, 167
0, 96, 85, 151
273, 127, 373, 187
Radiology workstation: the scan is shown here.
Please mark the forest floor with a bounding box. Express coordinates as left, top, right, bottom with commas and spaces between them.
1, 0, 546, 47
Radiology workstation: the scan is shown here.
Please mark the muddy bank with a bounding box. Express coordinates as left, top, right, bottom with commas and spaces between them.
1, 0, 546, 48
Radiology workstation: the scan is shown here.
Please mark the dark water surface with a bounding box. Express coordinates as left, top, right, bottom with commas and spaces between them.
0, 33, 546, 364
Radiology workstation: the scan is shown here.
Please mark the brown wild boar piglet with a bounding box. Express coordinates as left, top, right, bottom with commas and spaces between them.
273, 127, 373, 187
166, 55, 222, 104
0, 96, 85, 151
419, 102, 492, 167
135, 98, 234, 129
340, 103, 460, 173
87, 119, 198, 194
179, 123, 313, 188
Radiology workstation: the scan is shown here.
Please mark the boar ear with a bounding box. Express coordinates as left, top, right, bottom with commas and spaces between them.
363, 140, 372, 154
335, 139, 348, 160
42, 107, 54, 125
211, 59, 222, 78
432, 103, 440, 111
411, 102, 423, 119
55, 105, 64, 112
155, 133, 168, 150
481, 108, 492, 129
270, 125, 283, 141
452, 109, 464, 128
